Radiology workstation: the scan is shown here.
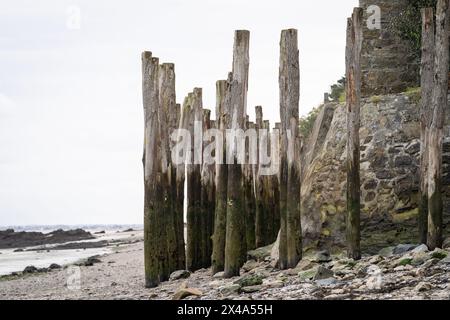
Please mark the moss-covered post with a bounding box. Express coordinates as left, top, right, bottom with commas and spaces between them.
255, 106, 267, 247
186, 88, 204, 271
345, 8, 363, 260
143, 52, 162, 288
427, 0, 449, 250
200, 109, 215, 267
245, 120, 257, 251
211, 77, 231, 274
224, 30, 250, 278
279, 29, 302, 269
419, 7, 434, 245
158, 63, 179, 275
175, 103, 189, 270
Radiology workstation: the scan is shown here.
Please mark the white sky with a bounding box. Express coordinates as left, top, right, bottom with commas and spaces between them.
0, 0, 358, 226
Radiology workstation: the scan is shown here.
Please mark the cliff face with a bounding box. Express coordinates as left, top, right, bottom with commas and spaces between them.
301, 93, 450, 254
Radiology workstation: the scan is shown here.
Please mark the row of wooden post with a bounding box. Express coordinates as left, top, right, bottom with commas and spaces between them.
142, 29, 304, 287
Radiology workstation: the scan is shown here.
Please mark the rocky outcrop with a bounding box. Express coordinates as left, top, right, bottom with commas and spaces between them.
301, 93, 450, 253
0, 229, 95, 249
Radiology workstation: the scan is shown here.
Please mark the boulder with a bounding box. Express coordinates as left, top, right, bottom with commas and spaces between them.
49, 263, 62, 270
23, 266, 38, 274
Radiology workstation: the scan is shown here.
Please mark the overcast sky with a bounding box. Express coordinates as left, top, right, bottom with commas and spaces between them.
0, 0, 358, 226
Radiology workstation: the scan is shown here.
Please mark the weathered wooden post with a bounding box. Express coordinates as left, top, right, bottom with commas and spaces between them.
143, 52, 161, 288
345, 8, 363, 260
279, 29, 302, 269
427, 0, 450, 250
211, 77, 231, 274
224, 30, 250, 278
255, 106, 267, 247
186, 88, 204, 271
200, 109, 215, 267
158, 63, 179, 274
176, 103, 190, 270
245, 121, 257, 251
419, 7, 434, 245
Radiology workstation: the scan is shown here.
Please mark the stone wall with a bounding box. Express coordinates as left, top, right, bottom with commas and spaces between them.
301, 93, 450, 254
359, 0, 420, 96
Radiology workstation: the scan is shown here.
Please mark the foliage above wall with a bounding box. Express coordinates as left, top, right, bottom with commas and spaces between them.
391, 0, 437, 60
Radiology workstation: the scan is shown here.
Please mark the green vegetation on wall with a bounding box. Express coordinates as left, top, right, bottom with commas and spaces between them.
390, 0, 437, 60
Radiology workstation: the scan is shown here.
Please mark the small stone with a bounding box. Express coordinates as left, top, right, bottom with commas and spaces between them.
219, 284, 241, 295
378, 246, 395, 257
213, 271, 225, 278
111, 282, 118, 287
172, 288, 202, 300
234, 274, 263, 287
393, 244, 417, 255
415, 282, 432, 292
240, 285, 263, 293
368, 255, 384, 264
443, 238, 450, 249
411, 244, 429, 254
296, 259, 317, 271
411, 252, 429, 266
241, 260, 261, 272
263, 280, 284, 289
313, 250, 332, 263
316, 278, 340, 287
169, 270, 191, 281
440, 257, 450, 264
298, 268, 318, 281
13, 249, 24, 253
313, 266, 334, 281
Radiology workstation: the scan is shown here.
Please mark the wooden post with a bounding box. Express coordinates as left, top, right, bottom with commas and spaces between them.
345, 8, 363, 260
211, 77, 231, 274
427, 0, 450, 250
176, 103, 189, 270
279, 29, 302, 269
158, 63, 179, 275
142, 52, 160, 287
244, 120, 256, 251
263, 120, 275, 243
186, 88, 204, 271
224, 30, 250, 278
200, 109, 215, 267
419, 7, 434, 245
255, 106, 267, 247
